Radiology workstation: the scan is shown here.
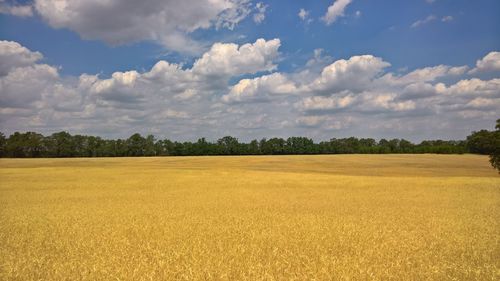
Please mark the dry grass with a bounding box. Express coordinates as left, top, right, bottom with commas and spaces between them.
0, 155, 499, 280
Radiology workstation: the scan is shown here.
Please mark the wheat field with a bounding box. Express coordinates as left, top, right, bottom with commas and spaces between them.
0, 155, 499, 280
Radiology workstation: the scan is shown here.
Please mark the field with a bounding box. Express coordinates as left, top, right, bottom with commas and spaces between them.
0, 155, 499, 280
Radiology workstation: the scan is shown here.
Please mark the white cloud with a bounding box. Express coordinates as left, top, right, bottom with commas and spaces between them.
89, 71, 144, 104
364, 93, 416, 112
439, 78, 500, 97
469, 51, 500, 74
296, 94, 355, 112
296, 115, 351, 130
215, 0, 253, 30
322, 0, 353, 25
1, 40, 499, 142
442, 16, 453, 22
0, 64, 59, 108
237, 113, 267, 129
298, 8, 309, 21
253, 2, 267, 24
411, 15, 437, 28
0, 1, 33, 17
398, 83, 439, 100
222, 73, 297, 103
380, 65, 468, 86
296, 115, 327, 127
305, 55, 391, 94
174, 89, 198, 101
466, 97, 499, 109
296, 91, 417, 114
0, 38, 283, 136
32, 0, 253, 54
192, 38, 281, 78
0, 41, 43, 76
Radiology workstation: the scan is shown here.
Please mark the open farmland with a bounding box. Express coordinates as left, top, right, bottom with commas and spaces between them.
0, 155, 499, 280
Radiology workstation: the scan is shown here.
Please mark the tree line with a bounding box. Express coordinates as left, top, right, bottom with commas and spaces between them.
1, 119, 498, 171
0, 132, 475, 158
0, 129, 494, 158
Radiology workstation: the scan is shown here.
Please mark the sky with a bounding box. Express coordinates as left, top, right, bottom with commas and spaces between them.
0, 0, 499, 142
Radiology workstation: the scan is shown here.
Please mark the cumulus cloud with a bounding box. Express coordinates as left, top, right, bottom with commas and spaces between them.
0, 64, 59, 108
322, 0, 352, 25
296, 94, 355, 112
465, 97, 499, 110
469, 52, 500, 74
0, 41, 43, 76
222, 73, 297, 103
362, 92, 416, 112
1, 40, 499, 141
32, 0, 253, 54
305, 55, 391, 94
398, 83, 439, 101
379, 65, 468, 86
0, 38, 285, 138
288, 52, 497, 138
192, 38, 281, 78
439, 78, 500, 97
295, 91, 416, 115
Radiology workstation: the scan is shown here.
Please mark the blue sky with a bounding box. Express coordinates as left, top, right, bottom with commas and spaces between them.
0, 0, 499, 141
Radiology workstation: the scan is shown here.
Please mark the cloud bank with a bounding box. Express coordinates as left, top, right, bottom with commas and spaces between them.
1, 40, 499, 141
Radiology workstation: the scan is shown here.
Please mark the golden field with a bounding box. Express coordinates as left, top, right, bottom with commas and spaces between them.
0, 155, 499, 280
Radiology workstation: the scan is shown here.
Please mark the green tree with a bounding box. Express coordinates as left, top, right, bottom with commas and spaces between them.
217, 136, 240, 155
378, 139, 391, 153
359, 138, 377, 153
6, 132, 46, 157
46, 131, 75, 157
399, 139, 414, 153
248, 139, 260, 155
261, 138, 285, 155
489, 119, 500, 173
0, 132, 6, 157
285, 137, 314, 154
127, 133, 146, 156
467, 130, 494, 155
24, 132, 45, 157
144, 135, 156, 156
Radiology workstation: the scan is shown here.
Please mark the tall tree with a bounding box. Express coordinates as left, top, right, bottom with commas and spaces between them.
286, 137, 314, 154
47, 131, 75, 157
144, 135, 156, 156
217, 136, 240, 155
127, 133, 146, 156
0, 132, 6, 157
6, 132, 45, 157
489, 119, 500, 173
261, 138, 286, 155
467, 130, 495, 155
